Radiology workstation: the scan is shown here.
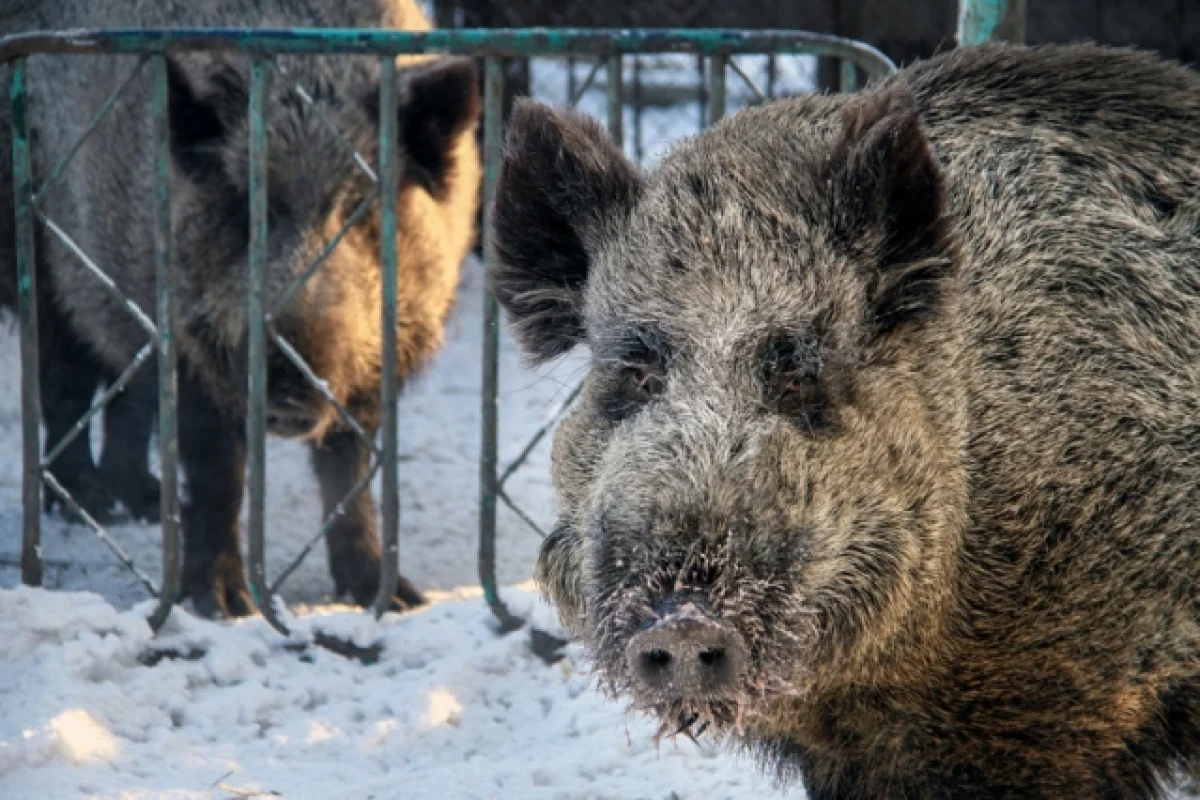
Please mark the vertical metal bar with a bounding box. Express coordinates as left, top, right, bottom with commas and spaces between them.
148, 54, 179, 630
766, 54, 777, 99
606, 55, 623, 149
957, 0, 1027, 45
11, 58, 41, 588
632, 57, 643, 163
567, 56, 576, 103
840, 59, 858, 93
709, 53, 727, 125
373, 56, 400, 618
696, 55, 707, 130
245, 57, 286, 634
479, 57, 520, 630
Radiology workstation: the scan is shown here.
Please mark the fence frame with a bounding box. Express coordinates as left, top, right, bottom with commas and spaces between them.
2, 28, 896, 639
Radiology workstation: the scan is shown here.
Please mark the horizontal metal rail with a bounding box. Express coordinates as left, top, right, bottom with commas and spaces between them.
0, 28, 897, 77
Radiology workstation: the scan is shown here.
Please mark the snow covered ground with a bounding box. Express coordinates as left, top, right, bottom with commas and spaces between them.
0, 50, 832, 797
0, 253, 786, 798
0, 585, 781, 799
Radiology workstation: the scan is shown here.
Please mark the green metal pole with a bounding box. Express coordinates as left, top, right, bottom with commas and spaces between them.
10, 57, 41, 588
957, 0, 1027, 45
373, 55, 400, 618
709, 54, 727, 124
606, 55, 623, 147
840, 59, 858, 92
245, 57, 287, 634
479, 57, 520, 631
148, 54, 180, 630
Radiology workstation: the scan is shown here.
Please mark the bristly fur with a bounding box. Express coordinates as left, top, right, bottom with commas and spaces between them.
495, 42, 1200, 799
0, 0, 481, 617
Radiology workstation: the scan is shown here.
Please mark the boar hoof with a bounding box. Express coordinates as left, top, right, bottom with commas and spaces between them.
185, 553, 256, 620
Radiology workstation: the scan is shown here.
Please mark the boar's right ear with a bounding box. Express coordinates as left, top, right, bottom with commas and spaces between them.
166, 56, 246, 181
491, 99, 642, 364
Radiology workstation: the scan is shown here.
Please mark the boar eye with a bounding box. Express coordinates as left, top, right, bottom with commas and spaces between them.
598, 327, 671, 422
771, 370, 822, 417
762, 333, 829, 428
623, 362, 666, 402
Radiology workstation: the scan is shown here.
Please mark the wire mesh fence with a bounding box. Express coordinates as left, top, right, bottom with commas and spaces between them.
3, 28, 895, 648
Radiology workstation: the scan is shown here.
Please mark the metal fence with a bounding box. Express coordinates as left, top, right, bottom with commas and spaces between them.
2, 28, 902, 645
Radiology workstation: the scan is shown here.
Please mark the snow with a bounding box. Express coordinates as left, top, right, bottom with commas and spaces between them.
0, 251, 787, 798
0, 582, 781, 799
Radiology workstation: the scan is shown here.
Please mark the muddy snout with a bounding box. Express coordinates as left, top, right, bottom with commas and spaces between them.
626, 607, 747, 700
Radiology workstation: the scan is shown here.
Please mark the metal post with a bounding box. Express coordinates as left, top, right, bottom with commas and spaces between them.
957, 0, 1027, 45
148, 54, 179, 630
373, 55, 400, 618
11, 58, 41, 588
245, 57, 287, 634
697, 55, 707, 130
709, 54, 727, 124
606, 55, 623, 148
840, 59, 858, 92
479, 57, 520, 630
632, 57, 643, 163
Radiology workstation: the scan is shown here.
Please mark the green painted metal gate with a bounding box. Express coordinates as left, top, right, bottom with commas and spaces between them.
0, 25, 915, 644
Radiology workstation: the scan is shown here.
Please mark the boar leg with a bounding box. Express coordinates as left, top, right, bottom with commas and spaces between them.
310, 429, 427, 610
178, 369, 254, 618
39, 304, 118, 525
99, 365, 162, 523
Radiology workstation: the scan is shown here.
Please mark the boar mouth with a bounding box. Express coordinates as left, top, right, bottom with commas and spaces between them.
585, 551, 820, 744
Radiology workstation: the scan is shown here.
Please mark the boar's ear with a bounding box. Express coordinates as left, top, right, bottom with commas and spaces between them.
491, 99, 642, 363
166, 55, 246, 181
390, 57, 481, 198
828, 85, 953, 335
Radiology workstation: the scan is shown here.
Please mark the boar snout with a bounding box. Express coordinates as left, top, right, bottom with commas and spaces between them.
626, 604, 747, 700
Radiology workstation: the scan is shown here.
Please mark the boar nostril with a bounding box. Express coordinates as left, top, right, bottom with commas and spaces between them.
626, 615, 747, 699
641, 648, 672, 673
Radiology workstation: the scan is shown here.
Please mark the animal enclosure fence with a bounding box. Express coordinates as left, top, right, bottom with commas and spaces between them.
1, 28, 901, 646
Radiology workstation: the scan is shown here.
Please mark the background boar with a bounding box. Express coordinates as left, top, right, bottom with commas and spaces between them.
491, 43, 1200, 798
0, 0, 481, 617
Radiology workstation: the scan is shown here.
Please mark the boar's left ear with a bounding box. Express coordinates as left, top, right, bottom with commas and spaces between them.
370, 57, 481, 197
491, 100, 642, 364
828, 84, 953, 335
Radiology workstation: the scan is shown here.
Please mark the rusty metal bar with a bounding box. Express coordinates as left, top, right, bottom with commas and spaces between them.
479, 56, 520, 631
245, 56, 288, 635
148, 53, 180, 630
11, 57, 41, 588
373, 54, 400, 618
